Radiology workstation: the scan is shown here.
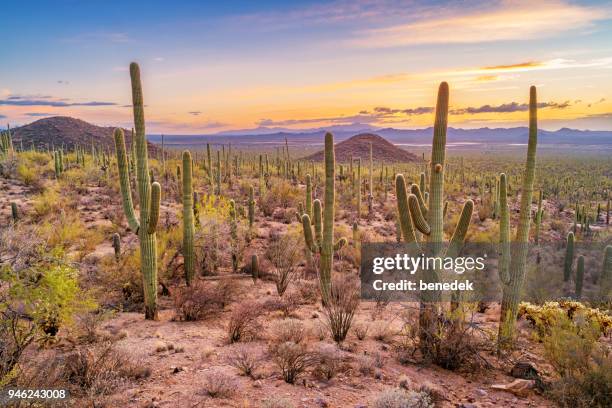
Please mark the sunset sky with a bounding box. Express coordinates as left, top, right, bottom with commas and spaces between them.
1, 0, 611, 134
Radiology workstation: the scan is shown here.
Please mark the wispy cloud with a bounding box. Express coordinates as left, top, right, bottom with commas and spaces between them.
451, 101, 571, 115
351, 1, 607, 47
0, 96, 117, 107
188, 111, 202, 116
24, 112, 52, 117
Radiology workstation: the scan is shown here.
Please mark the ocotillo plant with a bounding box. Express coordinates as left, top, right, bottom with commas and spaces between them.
182, 151, 195, 285
301, 132, 347, 303
497, 86, 539, 349
395, 82, 474, 353
575, 255, 584, 299
563, 231, 575, 282
114, 62, 162, 320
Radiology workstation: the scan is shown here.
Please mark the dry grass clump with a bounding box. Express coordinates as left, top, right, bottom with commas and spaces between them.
312, 343, 345, 381
372, 388, 433, 408
262, 397, 296, 408
201, 370, 236, 398
270, 319, 306, 344
259, 181, 299, 217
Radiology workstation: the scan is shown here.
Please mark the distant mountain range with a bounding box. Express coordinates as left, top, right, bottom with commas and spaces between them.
7, 117, 612, 154
148, 124, 612, 147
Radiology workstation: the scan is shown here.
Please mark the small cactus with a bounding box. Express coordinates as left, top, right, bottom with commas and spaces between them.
112, 233, 121, 261
182, 151, 196, 286
563, 232, 575, 282
575, 255, 584, 299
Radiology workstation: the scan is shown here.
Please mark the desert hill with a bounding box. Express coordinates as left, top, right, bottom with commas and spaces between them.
10, 116, 157, 153
304, 133, 419, 163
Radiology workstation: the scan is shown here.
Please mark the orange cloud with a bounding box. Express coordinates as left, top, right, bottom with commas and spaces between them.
482, 61, 543, 71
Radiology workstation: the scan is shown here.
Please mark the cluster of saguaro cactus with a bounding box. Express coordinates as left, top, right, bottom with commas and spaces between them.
114, 62, 162, 320
301, 133, 347, 303
497, 86, 539, 349
1, 126, 13, 157
394, 82, 474, 351
182, 151, 196, 285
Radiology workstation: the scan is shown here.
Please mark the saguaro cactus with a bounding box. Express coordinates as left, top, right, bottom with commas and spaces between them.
497, 86, 539, 348
248, 184, 255, 229
563, 232, 575, 282
395, 82, 474, 352
112, 233, 121, 261
114, 62, 161, 320
10, 202, 18, 223
301, 133, 347, 303
182, 150, 195, 285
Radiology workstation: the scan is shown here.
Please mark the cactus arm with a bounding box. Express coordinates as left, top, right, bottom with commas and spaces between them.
395, 174, 418, 246
147, 182, 161, 234
301, 214, 318, 253
408, 194, 431, 235
498, 173, 511, 285
113, 128, 140, 232
334, 237, 347, 251
313, 199, 323, 245
410, 184, 429, 217
445, 199, 474, 259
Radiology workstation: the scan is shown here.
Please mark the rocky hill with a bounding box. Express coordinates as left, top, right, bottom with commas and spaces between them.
10, 116, 157, 153
304, 133, 419, 163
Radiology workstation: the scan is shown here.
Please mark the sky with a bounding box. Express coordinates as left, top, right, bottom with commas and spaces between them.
1, 0, 612, 134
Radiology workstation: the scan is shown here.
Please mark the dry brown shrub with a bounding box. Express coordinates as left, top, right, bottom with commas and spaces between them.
323, 276, 360, 343
271, 341, 315, 384
227, 300, 265, 343
201, 370, 236, 398
173, 281, 226, 321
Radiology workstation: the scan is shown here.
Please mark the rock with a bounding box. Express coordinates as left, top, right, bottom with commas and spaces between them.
510, 361, 540, 380
491, 379, 535, 397
475, 388, 488, 397
171, 366, 184, 374
315, 397, 329, 407
252, 380, 263, 388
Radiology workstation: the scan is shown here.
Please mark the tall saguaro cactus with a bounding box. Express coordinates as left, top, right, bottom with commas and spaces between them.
395, 82, 474, 352
497, 86, 539, 348
114, 62, 161, 320
301, 133, 347, 303
182, 150, 195, 285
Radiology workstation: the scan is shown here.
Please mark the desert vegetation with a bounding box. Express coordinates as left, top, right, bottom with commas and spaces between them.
1, 62, 610, 407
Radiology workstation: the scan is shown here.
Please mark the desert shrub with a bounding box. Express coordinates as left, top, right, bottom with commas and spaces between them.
262, 397, 296, 408
0, 309, 36, 386
323, 276, 359, 343
372, 388, 433, 408
201, 370, 236, 398
195, 217, 227, 275
543, 316, 611, 407
259, 180, 299, 217
270, 319, 305, 344
227, 300, 264, 343
1, 256, 95, 340
271, 341, 314, 384
227, 344, 263, 378
519, 301, 611, 338
295, 279, 319, 304
265, 233, 302, 296
66, 343, 149, 395
399, 308, 491, 371
312, 343, 344, 380
173, 281, 225, 321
